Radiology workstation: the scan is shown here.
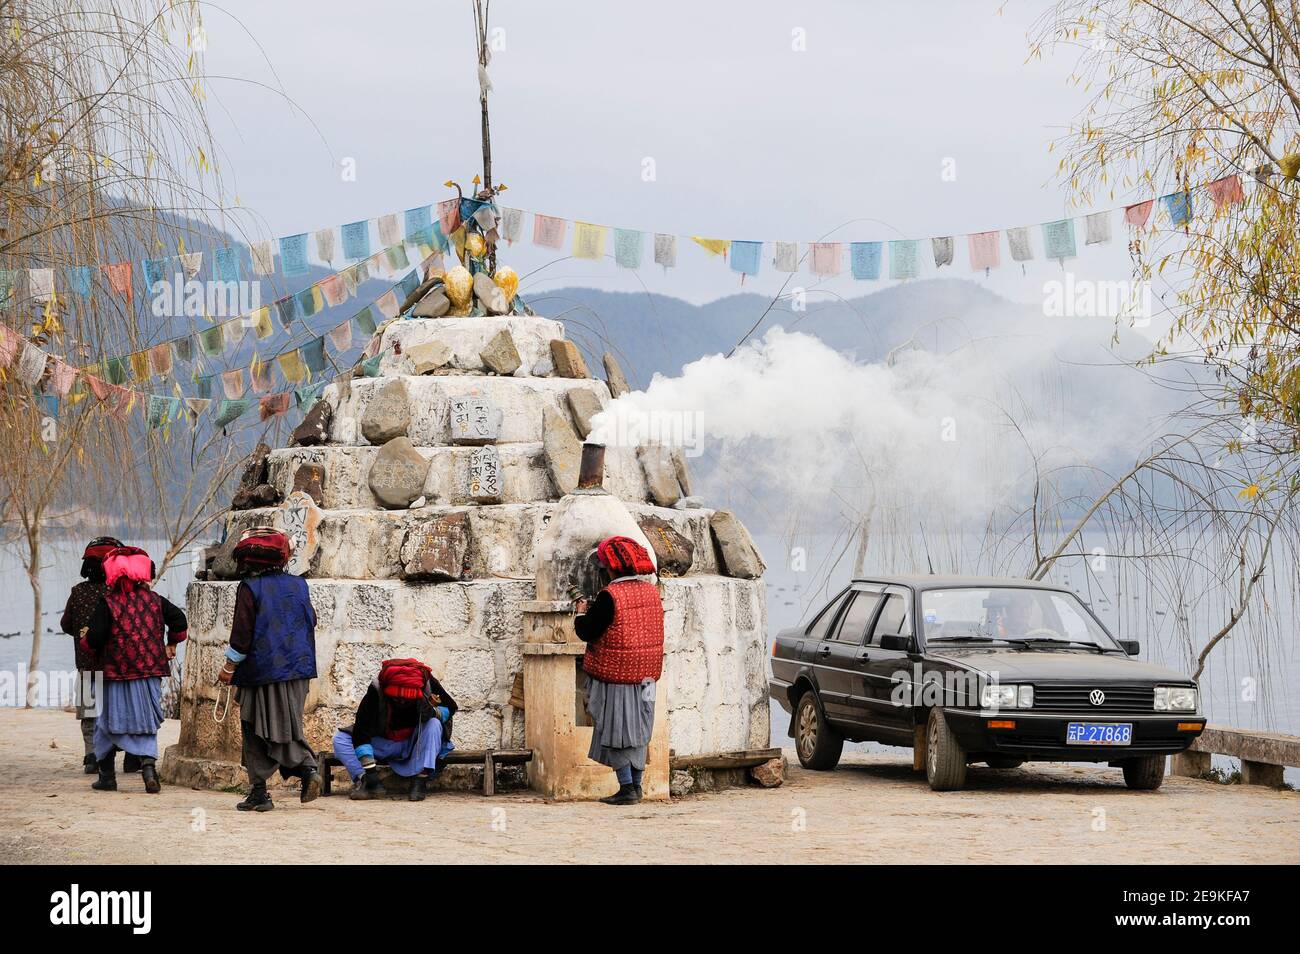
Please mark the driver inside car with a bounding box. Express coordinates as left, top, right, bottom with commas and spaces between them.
997, 594, 1035, 637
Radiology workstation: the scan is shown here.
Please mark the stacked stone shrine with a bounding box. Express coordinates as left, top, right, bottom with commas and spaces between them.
162, 311, 770, 798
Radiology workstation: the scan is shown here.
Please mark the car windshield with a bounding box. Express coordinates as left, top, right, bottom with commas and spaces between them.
919, 587, 1118, 649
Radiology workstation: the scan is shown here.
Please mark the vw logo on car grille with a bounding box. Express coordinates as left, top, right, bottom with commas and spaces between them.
1089, 689, 1106, 706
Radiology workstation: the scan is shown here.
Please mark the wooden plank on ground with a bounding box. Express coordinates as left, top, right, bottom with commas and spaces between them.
670, 747, 783, 770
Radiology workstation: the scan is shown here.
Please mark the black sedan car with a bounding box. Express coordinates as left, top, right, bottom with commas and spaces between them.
770, 576, 1206, 791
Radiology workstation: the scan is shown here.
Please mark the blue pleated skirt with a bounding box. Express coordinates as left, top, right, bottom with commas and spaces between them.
92, 677, 164, 760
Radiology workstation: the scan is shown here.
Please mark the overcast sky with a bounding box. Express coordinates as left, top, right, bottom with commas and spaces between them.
202, 0, 1148, 317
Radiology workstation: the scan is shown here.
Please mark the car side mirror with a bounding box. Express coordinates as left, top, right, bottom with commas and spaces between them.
1119, 639, 1140, 655
879, 634, 912, 652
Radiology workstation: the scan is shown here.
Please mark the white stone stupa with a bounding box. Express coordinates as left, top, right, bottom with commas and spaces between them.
163, 269, 770, 796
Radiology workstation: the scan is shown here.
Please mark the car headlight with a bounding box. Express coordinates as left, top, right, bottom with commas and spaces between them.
980, 684, 1033, 710
1154, 685, 1197, 712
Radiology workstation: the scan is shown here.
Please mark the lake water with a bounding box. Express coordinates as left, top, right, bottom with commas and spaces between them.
3, 530, 1295, 784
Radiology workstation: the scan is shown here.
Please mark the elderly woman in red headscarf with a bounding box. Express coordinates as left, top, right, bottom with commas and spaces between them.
60, 535, 122, 774
217, 528, 320, 813
80, 546, 188, 793
573, 535, 664, 805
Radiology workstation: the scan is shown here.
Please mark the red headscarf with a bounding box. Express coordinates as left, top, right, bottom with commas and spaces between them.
233, 528, 290, 570
595, 536, 655, 577
103, 546, 154, 589
379, 658, 433, 699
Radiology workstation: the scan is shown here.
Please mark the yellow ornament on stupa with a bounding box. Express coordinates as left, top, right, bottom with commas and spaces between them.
465, 232, 487, 259
492, 265, 519, 302
444, 265, 474, 315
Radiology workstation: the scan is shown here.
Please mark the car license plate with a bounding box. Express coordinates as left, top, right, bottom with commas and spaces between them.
1066, 722, 1133, 745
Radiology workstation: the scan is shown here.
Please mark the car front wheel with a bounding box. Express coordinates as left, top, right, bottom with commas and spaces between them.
1121, 754, 1166, 790
925, 709, 967, 791
794, 690, 843, 770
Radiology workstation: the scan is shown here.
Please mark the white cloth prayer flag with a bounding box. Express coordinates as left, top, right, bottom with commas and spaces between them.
774, 242, 799, 272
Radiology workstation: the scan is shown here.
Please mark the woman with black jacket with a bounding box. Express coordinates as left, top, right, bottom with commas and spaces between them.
332, 658, 457, 802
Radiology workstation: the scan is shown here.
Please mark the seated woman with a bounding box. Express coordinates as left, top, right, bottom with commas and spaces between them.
332, 658, 457, 802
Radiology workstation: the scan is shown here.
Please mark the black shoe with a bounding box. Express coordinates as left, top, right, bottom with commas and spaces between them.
90, 756, 116, 792
635, 784, 644, 801
123, 753, 141, 773
300, 770, 322, 804
82, 754, 98, 775
349, 769, 382, 801
236, 785, 274, 812
408, 775, 428, 802
141, 762, 161, 794
600, 783, 641, 805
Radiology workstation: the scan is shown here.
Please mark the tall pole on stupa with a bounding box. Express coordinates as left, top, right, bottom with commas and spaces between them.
473, 0, 492, 193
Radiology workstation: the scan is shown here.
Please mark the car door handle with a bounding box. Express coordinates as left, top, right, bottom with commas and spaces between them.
817, 645, 831, 657
857, 651, 870, 661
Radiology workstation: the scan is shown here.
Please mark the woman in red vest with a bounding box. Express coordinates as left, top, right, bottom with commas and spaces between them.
574, 536, 664, 805
81, 546, 187, 793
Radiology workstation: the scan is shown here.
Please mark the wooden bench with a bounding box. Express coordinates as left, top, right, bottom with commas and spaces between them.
1171, 725, 1299, 786
669, 747, 783, 771
319, 748, 533, 796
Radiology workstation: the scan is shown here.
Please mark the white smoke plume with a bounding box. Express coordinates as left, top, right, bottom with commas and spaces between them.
589, 324, 1164, 527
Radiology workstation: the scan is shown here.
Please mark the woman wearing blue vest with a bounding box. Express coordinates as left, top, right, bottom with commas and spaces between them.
217, 528, 321, 812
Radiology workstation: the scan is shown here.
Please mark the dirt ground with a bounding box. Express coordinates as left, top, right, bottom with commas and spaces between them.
1, 708, 1295, 864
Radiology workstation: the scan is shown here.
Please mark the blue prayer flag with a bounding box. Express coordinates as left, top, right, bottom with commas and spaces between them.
341, 220, 371, 260
404, 206, 432, 240
851, 242, 883, 280
214, 246, 241, 283
280, 233, 310, 277
730, 241, 762, 276
1162, 191, 1194, 228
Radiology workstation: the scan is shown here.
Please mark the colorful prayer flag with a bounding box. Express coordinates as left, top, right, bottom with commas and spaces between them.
405, 205, 433, 241
968, 231, 1001, 271
850, 242, 882, 280
149, 342, 173, 377
29, 268, 54, 302
180, 252, 203, 279
501, 207, 524, 244
328, 322, 353, 352
1162, 191, 1193, 228
810, 242, 842, 277
774, 242, 799, 272
282, 233, 312, 278
315, 228, 337, 263
277, 350, 309, 384
532, 213, 567, 249
251, 306, 274, 339
691, 237, 730, 258
214, 246, 241, 283
888, 241, 919, 280
259, 392, 291, 421
1006, 227, 1033, 262
613, 229, 644, 269
573, 222, 608, 260
932, 237, 954, 269
376, 290, 399, 320
199, 325, 224, 357
354, 305, 378, 336
730, 241, 762, 276
67, 266, 92, 297
250, 240, 276, 275
297, 284, 324, 318
1084, 211, 1112, 245
103, 262, 133, 301
320, 274, 348, 308
221, 369, 245, 399
302, 337, 327, 374
653, 233, 677, 268
1207, 175, 1245, 210
1124, 200, 1154, 230
378, 213, 402, 247
341, 220, 371, 260
275, 296, 299, 331
1041, 219, 1078, 261
437, 198, 462, 237
214, 398, 252, 428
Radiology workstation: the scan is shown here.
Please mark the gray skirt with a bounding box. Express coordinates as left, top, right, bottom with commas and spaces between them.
585, 675, 655, 771
237, 678, 315, 781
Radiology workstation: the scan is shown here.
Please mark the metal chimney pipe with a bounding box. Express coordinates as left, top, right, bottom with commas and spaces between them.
577, 442, 606, 490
